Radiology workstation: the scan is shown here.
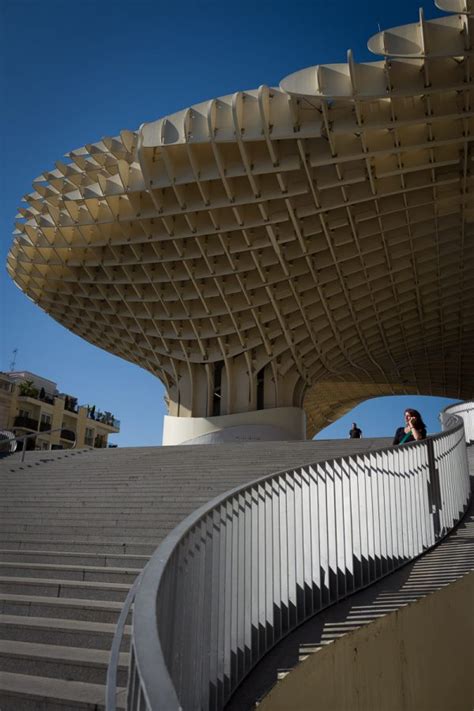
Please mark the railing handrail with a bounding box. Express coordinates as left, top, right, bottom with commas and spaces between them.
1, 426, 78, 462
110, 402, 472, 711
106, 571, 143, 711
6, 426, 70, 444
440, 400, 474, 443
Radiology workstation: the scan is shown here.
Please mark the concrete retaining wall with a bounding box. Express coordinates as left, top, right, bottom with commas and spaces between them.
259, 571, 474, 711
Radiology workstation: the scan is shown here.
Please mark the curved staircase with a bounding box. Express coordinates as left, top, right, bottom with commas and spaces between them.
0, 439, 389, 710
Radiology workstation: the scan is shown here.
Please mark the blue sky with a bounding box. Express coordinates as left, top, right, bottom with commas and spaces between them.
0, 0, 458, 446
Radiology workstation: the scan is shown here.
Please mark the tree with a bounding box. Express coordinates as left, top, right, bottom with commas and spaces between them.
19, 380, 39, 399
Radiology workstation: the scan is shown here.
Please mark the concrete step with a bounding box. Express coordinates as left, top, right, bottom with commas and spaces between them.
0, 492, 212, 500
0, 594, 125, 623
0, 577, 131, 602
0, 492, 168, 498
0, 614, 131, 650
0, 503, 167, 523
0, 497, 196, 516
0, 502, 142, 508
0, 538, 157, 555
2, 510, 166, 519
0, 671, 126, 711
0, 527, 162, 554
1, 484, 235, 493
0, 492, 248, 502
0, 549, 149, 568
2, 514, 177, 526
0, 639, 129, 685
0, 562, 141, 584
0, 524, 172, 536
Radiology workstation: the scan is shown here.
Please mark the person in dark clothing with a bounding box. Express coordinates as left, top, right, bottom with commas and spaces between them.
393, 408, 427, 445
349, 422, 362, 438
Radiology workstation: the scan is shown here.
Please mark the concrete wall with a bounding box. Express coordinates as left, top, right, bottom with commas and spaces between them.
259, 571, 474, 711
162, 406, 306, 445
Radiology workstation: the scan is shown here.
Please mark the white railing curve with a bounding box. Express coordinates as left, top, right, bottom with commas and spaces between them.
440, 401, 474, 444
112, 401, 473, 711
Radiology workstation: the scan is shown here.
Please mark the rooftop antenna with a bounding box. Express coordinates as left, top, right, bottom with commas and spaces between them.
9, 348, 18, 371
377, 22, 381, 32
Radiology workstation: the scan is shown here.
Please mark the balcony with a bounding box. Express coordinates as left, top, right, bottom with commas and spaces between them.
60, 395, 78, 414
13, 415, 39, 431
39, 421, 52, 432
98, 416, 120, 430
86, 410, 120, 430
60, 428, 76, 442
40, 394, 55, 405
17, 385, 55, 406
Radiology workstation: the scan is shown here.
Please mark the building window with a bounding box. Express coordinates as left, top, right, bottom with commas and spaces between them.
60, 427, 76, 443
212, 361, 224, 417
94, 434, 106, 448
40, 414, 51, 432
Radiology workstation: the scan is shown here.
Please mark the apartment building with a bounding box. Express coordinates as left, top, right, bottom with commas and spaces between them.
0, 371, 120, 450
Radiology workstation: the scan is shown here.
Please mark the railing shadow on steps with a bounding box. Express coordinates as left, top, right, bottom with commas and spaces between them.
106, 401, 473, 711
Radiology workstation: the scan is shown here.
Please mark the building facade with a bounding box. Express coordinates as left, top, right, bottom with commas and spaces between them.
6, 0, 474, 444
0, 372, 119, 451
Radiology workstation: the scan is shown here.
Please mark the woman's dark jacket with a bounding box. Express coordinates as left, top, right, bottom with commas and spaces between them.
392, 426, 427, 445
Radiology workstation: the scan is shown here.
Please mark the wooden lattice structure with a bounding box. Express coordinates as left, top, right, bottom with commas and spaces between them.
7, 0, 474, 437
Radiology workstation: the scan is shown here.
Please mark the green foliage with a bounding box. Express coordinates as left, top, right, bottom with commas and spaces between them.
18, 380, 39, 399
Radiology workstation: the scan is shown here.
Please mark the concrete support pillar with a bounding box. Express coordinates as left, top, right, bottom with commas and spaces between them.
162, 406, 306, 446
163, 357, 309, 444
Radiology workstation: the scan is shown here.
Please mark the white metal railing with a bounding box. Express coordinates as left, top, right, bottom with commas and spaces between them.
110, 401, 472, 711
440, 401, 474, 444
0, 427, 77, 462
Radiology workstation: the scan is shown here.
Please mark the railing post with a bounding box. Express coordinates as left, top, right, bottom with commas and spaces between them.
106, 572, 143, 711
21, 436, 27, 463
426, 438, 441, 540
